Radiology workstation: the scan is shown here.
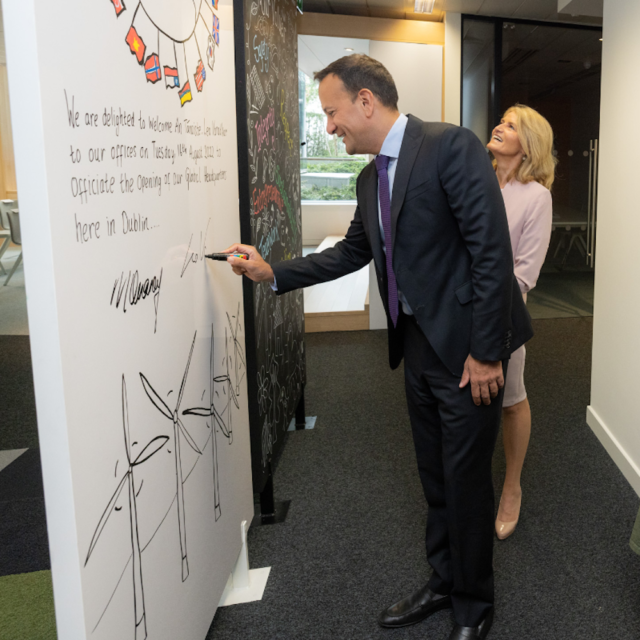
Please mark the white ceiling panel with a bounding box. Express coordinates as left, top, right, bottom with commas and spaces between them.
298, 34, 371, 79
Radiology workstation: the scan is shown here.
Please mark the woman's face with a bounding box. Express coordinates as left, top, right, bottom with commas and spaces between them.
487, 111, 524, 159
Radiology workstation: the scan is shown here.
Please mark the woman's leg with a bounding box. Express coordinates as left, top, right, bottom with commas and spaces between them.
497, 397, 531, 522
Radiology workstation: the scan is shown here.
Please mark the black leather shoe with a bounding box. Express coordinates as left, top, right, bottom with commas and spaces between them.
448, 609, 494, 639
378, 584, 452, 628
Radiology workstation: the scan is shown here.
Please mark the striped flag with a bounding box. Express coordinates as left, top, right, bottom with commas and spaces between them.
164, 66, 179, 89
179, 81, 192, 106
194, 60, 206, 92
144, 54, 161, 83
125, 26, 145, 64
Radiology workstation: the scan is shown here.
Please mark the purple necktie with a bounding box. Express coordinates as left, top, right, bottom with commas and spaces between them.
375, 154, 399, 327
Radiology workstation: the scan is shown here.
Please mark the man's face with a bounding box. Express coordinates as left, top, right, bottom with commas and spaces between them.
318, 74, 368, 155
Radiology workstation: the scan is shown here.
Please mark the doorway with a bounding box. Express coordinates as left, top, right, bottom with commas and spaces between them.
462, 16, 602, 319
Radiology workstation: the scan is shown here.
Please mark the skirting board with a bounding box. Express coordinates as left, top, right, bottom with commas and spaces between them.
586, 405, 640, 497
305, 308, 369, 333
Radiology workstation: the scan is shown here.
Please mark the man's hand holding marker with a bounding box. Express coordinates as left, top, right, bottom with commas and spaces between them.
221, 244, 274, 283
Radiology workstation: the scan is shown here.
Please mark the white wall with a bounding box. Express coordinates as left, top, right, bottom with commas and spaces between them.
302, 201, 356, 246
587, 0, 640, 496
444, 12, 461, 126
369, 40, 442, 122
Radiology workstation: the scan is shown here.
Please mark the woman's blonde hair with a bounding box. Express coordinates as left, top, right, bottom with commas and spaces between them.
493, 104, 557, 190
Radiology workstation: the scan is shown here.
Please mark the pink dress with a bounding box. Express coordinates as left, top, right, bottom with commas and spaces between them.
501, 179, 553, 407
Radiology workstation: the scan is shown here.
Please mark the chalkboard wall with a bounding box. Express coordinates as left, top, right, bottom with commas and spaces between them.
234, 0, 306, 493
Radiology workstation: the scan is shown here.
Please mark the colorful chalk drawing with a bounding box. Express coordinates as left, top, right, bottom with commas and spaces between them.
110, 0, 220, 106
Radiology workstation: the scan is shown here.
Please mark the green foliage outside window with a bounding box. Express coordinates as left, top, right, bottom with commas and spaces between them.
300, 71, 368, 201
303, 160, 368, 174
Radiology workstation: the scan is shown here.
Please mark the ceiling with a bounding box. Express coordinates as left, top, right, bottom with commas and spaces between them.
298, 35, 371, 79
478, 20, 602, 102
300, 0, 603, 26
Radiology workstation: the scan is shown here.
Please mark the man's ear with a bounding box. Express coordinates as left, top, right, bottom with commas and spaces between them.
358, 88, 375, 116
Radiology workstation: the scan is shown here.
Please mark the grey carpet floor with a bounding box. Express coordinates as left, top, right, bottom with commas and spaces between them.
527, 270, 594, 320
0, 246, 28, 336
208, 318, 640, 640
0, 336, 39, 450
1, 319, 638, 638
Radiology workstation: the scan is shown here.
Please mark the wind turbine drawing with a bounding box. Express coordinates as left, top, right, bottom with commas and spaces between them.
85, 376, 170, 640
140, 332, 202, 582
183, 313, 245, 521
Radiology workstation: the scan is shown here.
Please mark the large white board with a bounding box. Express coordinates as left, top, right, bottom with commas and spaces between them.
2, 1, 253, 638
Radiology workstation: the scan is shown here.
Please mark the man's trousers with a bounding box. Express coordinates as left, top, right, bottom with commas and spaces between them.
403, 314, 507, 627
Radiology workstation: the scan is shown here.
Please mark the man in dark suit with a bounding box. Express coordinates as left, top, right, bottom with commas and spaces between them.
226, 54, 532, 640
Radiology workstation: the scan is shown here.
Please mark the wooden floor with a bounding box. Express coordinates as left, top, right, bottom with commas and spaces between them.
303, 237, 369, 333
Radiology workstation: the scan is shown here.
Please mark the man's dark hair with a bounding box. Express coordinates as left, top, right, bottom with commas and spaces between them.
314, 54, 399, 110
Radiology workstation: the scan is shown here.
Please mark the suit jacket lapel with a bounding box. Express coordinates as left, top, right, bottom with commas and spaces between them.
390, 115, 424, 247
365, 164, 384, 272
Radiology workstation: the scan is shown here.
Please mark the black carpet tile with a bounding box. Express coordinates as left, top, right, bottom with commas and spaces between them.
0, 449, 44, 502
208, 319, 640, 640
0, 498, 50, 577
0, 449, 49, 577
0, 335, 39, 450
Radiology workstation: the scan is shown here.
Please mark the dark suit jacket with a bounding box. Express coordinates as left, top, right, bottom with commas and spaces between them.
273, 115, 533, 375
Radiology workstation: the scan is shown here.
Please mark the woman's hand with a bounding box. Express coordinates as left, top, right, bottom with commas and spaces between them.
222, 243, 275, 283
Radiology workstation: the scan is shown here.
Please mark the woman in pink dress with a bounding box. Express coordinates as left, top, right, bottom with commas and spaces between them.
486, 105, 556, 540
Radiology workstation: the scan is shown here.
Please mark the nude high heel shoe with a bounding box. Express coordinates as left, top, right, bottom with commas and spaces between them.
495, 494, 522, 540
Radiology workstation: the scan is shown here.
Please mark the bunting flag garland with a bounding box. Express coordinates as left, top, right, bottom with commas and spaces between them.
164, 66, 179, 89
179, 81, 193, 106
194, 60, 206, 92
144, 54, 161, 83
125, 26, 145, 64
115, 1, 220, 105
207, 35, 215, 70
110, 0, 126, 16
212, 15, 220, 46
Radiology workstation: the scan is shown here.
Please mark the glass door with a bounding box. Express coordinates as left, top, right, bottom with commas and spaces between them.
462, 16, 602, 318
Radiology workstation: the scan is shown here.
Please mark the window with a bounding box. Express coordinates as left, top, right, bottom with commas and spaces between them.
299, 70, 367, 202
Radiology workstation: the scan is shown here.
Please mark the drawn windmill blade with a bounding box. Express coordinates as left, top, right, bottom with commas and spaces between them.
132, 436, 170, 467
208, 325, 221, 520
122, 375, 133, 464
177, 418, 202, 454
223, 327, 234, 445
228, 381, 240, 410
85, 473, 129, 565
209, 325, 215, 414
182, 406, 211, 418
212, 406, 232, 439
175, 332, 197, 413
140, 374, 173, 421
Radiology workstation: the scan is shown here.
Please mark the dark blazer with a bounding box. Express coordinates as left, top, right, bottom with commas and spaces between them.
273, 116, 533, 375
